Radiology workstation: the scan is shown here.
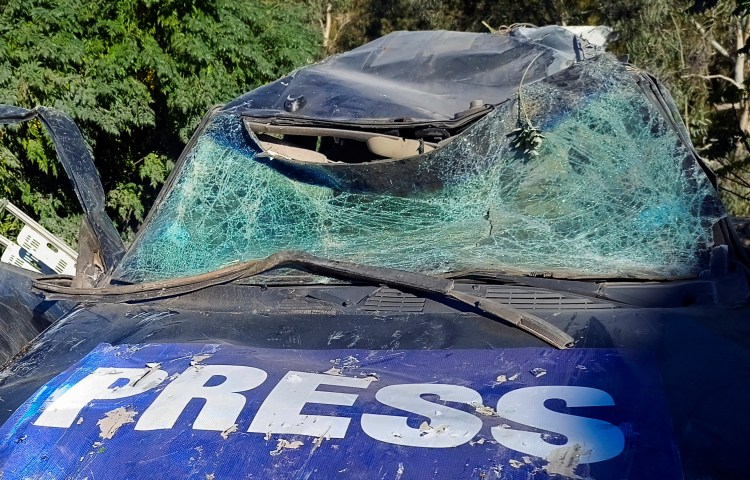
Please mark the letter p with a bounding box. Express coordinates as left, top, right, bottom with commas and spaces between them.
34, 367, 168, 428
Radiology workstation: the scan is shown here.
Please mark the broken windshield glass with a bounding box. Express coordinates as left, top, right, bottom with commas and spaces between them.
113, 54, 724, 283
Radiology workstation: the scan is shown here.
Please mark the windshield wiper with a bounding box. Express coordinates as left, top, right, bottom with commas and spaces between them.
34, 250, 575, 349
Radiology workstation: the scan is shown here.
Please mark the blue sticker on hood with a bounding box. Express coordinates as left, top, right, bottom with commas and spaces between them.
0, 344, 681, 479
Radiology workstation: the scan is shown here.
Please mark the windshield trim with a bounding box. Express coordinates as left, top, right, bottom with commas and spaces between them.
38, 250, 576, 349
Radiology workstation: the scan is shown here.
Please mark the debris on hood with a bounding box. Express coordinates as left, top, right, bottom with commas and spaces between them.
270, 439, 304, 456
97, 407, 137, 440
543, 443, 590, 479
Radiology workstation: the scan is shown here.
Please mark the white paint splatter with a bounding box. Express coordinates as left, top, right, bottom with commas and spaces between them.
471, 402, 498, 416
323, 366, 342, 376
327, 331, 345, 345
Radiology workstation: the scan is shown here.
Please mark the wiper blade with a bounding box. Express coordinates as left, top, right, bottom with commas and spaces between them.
34, 250, 575, 349
449, 268, 688, 282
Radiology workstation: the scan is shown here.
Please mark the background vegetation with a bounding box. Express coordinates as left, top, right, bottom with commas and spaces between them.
1, 0, 749, 247
0, 0, 321, 244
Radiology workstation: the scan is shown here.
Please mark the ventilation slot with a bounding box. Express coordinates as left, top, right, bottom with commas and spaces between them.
54, 259, 68, 274
21, 238, 41, 251
364, 287, 425, 312
484, 286, 615, 310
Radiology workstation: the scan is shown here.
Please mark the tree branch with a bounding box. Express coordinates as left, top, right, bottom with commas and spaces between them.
322, 3, 332, 49
720, 185, 750, 203
691, 18, 731, 58
330, 15, 354, 46
722, 168, 750, 188
716, 102, 742, 111
722, 170, 750, 190
684, 73, 744, 89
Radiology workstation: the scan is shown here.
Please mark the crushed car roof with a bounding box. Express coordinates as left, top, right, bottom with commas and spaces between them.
225, 27, 604, 123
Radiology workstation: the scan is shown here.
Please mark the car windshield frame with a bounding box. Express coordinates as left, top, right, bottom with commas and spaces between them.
108, 34, 726, 286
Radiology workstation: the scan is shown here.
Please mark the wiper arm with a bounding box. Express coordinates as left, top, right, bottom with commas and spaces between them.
34, 250, 575, 349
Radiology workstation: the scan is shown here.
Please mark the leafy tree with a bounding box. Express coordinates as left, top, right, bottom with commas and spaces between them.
683, 0, 750, 214
607, 0, 715, 148
4, 0, 750, 240
620, 0, 750, 214
0, 0, 322, 245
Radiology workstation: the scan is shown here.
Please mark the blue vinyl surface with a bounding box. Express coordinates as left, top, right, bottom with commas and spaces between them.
0, 344, 681, 479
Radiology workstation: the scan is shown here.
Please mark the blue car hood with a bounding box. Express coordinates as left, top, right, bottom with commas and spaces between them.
0, 342, 680, 479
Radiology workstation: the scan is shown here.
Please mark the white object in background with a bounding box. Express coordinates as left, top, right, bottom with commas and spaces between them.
0, 199, 77, 275
16, 226, 76, 275
0, 234, 42, 272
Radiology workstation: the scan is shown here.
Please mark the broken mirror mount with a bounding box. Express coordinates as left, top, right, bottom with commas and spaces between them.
0, 105, 125, 281
283, 94, 307, 113
453, 100, 487, 120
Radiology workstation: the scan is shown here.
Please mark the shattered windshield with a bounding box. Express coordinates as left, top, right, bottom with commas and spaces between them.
114, 55, 724, 283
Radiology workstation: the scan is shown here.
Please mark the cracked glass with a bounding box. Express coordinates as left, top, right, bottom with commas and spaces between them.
114, 55, 724, 283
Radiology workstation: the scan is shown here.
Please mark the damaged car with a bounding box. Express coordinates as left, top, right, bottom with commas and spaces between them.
0, 26, 749, 479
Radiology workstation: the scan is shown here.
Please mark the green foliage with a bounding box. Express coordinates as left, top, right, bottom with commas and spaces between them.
139, 153, 174, 188
0, 0, 322, 245
609, 0, 717, 147
733, 0, 750, 15
0, 209, 23, 244
511, 53, 545, 158
675, 0, 750, 215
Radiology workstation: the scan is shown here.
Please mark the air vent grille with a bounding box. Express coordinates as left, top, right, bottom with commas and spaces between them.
363, 286, 615, 312
483, 286, 615, 310
364, 287, 425, 312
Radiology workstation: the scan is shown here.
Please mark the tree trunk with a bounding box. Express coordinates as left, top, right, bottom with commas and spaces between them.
733, 16, 750, 162
322, 3, 332, 51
